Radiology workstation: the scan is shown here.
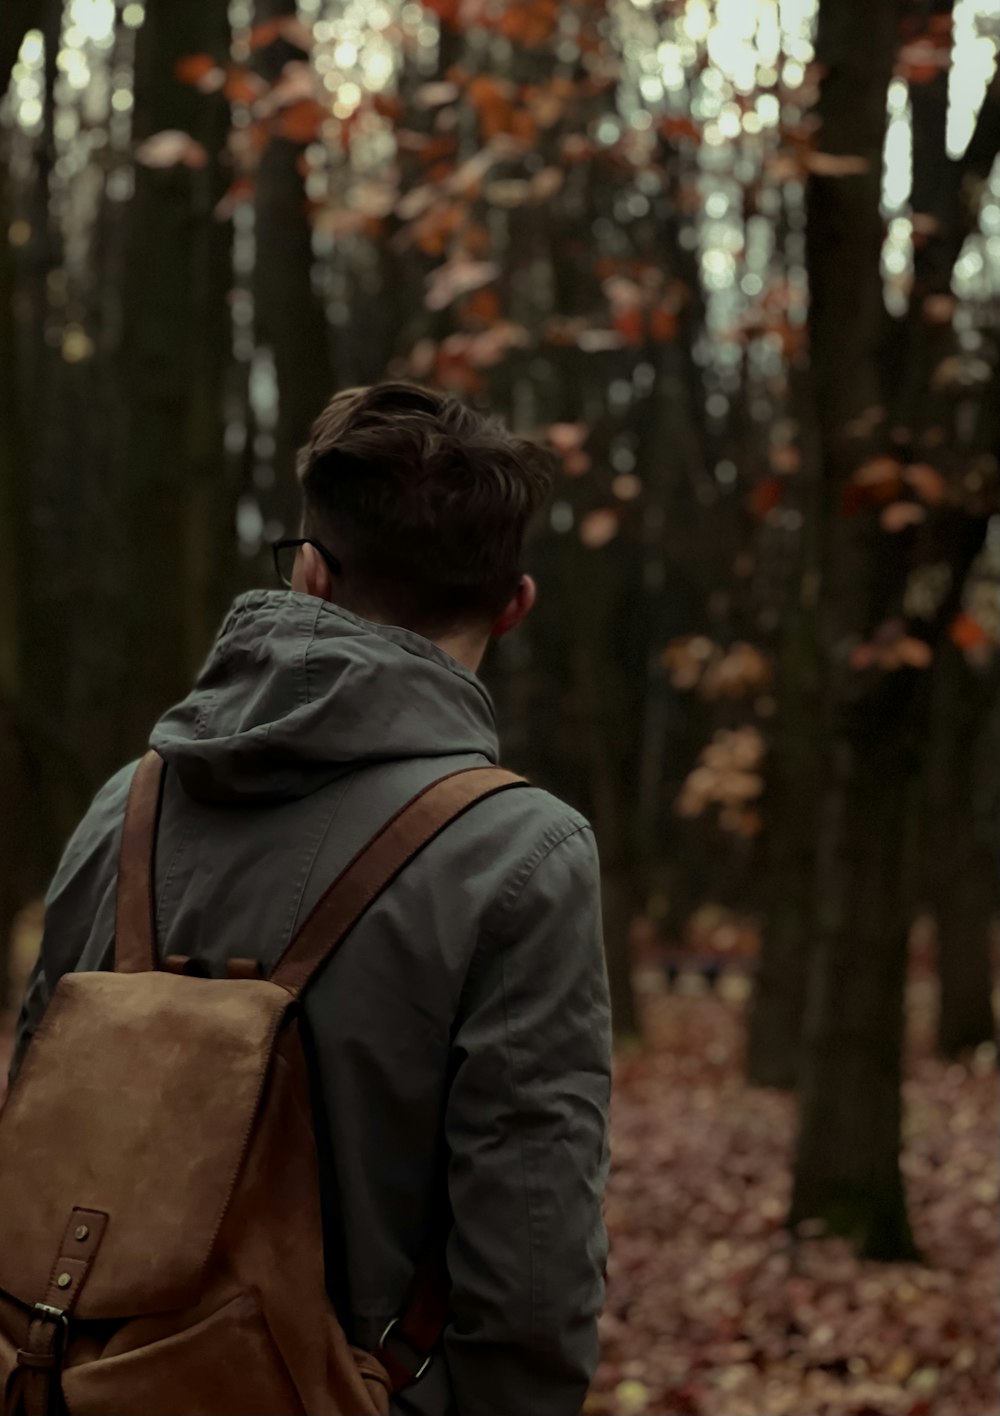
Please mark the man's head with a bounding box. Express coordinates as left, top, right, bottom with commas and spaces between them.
291, 382, 554, 669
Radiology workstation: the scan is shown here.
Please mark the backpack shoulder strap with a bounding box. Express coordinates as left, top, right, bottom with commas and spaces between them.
269, 765, 527, 999
272, 762, 527, 1389
115, 749, 167, 973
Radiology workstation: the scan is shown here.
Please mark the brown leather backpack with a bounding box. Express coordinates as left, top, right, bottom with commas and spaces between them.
0, 750, 524, 1416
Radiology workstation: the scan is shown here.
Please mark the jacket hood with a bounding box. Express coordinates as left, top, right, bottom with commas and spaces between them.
150, 590, 499, 802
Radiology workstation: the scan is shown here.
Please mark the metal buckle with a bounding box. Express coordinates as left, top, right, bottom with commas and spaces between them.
32, 1304, 68, 1329
378, 1318, 432, 1383
23, 1303, 69, 1368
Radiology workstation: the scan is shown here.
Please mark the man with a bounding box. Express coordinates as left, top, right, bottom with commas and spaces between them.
11, 382, 612, 1416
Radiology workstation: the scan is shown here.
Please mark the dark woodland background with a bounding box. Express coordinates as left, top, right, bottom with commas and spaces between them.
1, 1, 998, 1411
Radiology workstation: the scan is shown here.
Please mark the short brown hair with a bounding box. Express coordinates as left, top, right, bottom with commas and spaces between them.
297, 382, 554, 629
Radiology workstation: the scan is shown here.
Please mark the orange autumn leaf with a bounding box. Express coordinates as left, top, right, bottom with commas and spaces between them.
497, 0, 558, 46
223, 66, 264, 106
467, 76, 518, 140
650, 306, 678, 343
462, 224, 492, 257
905, 462, 949, 505
770, 444, 801, 474
509, 109, 538, 145
613, 308, 645, 346
880, 501, 927, 533
248, 18, 285, 50
413, 203, 463, 259
579, 508, 620, 549
175, 54, 221, 87
462, 287, 501, 325
950, 612, 990, 650
659, 115, 702, 145
561, 134, 595, 162
868, 477, 907, 506
421, 0, 463, 27
775, 320, 806, 359
748, 477, 784, 519
372, 94, 403, 122
418, 135, 459, 166
275, 99, 328, 145
434, 344, 487, 396
846, 457, 907, 510
214, 176, 255, 221
245, 15, 313, 51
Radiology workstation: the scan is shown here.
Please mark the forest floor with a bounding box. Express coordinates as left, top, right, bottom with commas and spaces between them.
590, 970, 998, 1416
0, 970, 996, 1416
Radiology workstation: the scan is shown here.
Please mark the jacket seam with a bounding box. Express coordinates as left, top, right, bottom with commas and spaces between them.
489, 817, 592, 928
269, 782, 351, 972
487, 819, 593, 1378
301, 597, 325, 708
452, 812, 590, 1021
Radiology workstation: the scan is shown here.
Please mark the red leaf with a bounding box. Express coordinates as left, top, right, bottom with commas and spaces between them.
950, 612, 989, 650
748, 477, 784, 519
613, 308, 645, 346
175, 54, 221, 88
274, 99, 328, 145
658, 115, 702, 145
223, 66, 265, 106
421, 0, 463, 27
649, 306, 678, 343
249, 18, 284, 49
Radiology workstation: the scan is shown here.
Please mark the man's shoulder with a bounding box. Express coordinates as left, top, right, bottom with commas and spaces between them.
465, 776, 598, 916
489, 778, 592, 856
46, 761, 137, 905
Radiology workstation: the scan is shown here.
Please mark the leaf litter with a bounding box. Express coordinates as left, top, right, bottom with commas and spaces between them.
588, 977, 998, 1415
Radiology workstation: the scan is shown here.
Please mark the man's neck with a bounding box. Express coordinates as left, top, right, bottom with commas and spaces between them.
328, 594, 487, 675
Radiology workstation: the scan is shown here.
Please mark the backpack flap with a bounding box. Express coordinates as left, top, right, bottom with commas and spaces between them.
0, 970, 289, 1320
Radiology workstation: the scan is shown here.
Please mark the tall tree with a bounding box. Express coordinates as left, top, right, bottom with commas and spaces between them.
791, 0, 998, 1258
249, 0, 331, 536
900, 16, 999, 1059
114, 0, 235, 755
0, 109, 32, 1000
788, 0, 916, 1261
922, 633, 999, 1057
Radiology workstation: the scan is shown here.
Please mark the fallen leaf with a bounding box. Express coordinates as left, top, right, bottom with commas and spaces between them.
949, 612, 990, 651
135, 130, 210, 169
881, 502, 927, 532
174, 54, 225, 92
579, 508, 620, 549
425, 259, 500, 312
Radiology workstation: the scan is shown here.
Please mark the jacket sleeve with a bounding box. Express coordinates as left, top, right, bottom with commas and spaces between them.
9, 954, 50, 1082
442, 818, 611, 1416
8, 764, 133, 1084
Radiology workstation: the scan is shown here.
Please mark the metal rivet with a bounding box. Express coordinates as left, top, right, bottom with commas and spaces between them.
56, 1273, 72, 1289
74, 1225, 90, 1242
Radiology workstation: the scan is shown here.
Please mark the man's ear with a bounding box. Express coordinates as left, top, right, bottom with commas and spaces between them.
293, 541, 334, 602
490, 575, 537, 639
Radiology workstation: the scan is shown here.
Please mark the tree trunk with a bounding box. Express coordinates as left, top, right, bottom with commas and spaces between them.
0, 0, 73, 959
789, 0, 921, 1260
923, 638, 998, 1057
0, 0, 43, 99
0, 154, 30, 1002
746, 607, 821, 1088
251, 0, 331, 538
114, 0, 234, 757
747, 382, 825, 1089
